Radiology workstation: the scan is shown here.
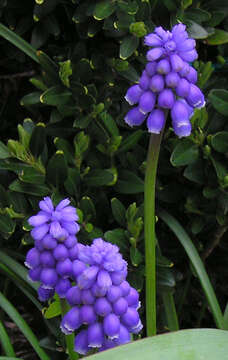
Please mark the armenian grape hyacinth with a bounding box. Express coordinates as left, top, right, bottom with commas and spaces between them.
25, 198, 142, 354
124, 23, 205, 138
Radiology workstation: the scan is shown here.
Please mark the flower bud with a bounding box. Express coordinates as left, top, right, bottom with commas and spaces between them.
177, 39, 196, 52
42, 234, 57, 250
170, 54, 184, 72
125, 85, 143, 105
87, 322, 104, 348
55, 278, 71, 298
49, 221, 63, 239
80, 305, 97, 324
156, 59, 171, 75
145, 62, 157, 76
113, 297, 128, 315
66, 286, 82, 305
103, 314, 120, 339
68, 244, 78, 260
25, 247, 40, 269
65, 235, 77, 248
172, 120, 192, 138
94, 298, 112, 317
130, 319, 143, 334
114, 324, 131, 345
121, 307, 140, 328
165, 72, 180, 88
81, 289, 95, 305
187, 84, 205, 108
38, 286, 54, 302
78, 266, 99, 289
144, 33, 162, 47
91, 283, 107, 297
125, 287, 139, 307
185, 66, 197, 84
158, 89, 175, 109
171, 100, 192, 138
107, 285, 122, 303
119, 280, 131, 296
179, 49, 198, 62
97, 269, 112, 290
40, 251, 55, 267
139, 91, 156, 114
72, 259, 87, 278
28, 213, 49, 227
124, 107, 146, 127
139, 71, 150, 90
74, 330, 89, 355
146, 47, 164, 62
56, 258, 72, 277
150, 74, 164, 92
176, 78, 190, 98
60, 307, 81, 334
40, 268, 58, 288
111, 269, 127, 285
147, 109, 165, 134
61, 221, 79, 235
28, 266, 41, 282
31, 223, 49, 240
53, 244, 69, 261
34, 239, 44, 252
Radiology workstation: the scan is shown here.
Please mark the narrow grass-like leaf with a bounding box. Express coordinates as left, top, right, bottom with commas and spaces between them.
0, 292, 50, 360
162, 291, 179, 331
158, 209, 224, 329
0, 23, 39, 63
0, 321, 16, 357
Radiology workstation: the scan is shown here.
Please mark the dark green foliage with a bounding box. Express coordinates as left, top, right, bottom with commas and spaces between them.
0, 0, 228, 357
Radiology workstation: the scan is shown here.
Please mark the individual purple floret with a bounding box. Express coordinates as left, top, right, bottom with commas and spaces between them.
62, 238, 142, 355
124, 23, 205, 138
25, 197, 80, 301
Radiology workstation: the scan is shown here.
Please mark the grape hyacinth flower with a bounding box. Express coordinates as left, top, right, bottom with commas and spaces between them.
124, 23, 205, 138
25, 197, 80, 301
61, 238, 142, 355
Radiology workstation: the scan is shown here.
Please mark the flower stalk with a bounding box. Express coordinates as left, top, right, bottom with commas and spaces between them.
144, 129, 164, 336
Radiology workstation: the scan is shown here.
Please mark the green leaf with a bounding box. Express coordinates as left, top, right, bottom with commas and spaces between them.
0, 141, 11, 159
0, 214, 15, 236
99, 111, 119, 137
40, 86, 72, 106
20, 92, 42, 106
111, 198, 126, 227
0, 321, 15, 357
158, 209, 225, 329
130, 247, 143, 266
120, 36, 139, 60
207, 29, 228, 45
187, 21, 208, 39
88, 329, 228, 360
37, 50, 59, 83
44, 299, 61, 319
114, 170, 144, 194
19, 167, 45, 184
183, 159, 205, 184
184, 9, 211, 23
104, 228, 128, 253
80, 196, 96, 221
117, 130, 144, 153
93, 1, 116, 20
59, 60, 72, 88
170, 139, 199, 167
0, 23, 39, 63
84, 169, 114, 187
209, 89, 228, 116
29, 123, 46, 158
211, 131, 228, 153
0, 292, 49, 360
9, 180, 50, 196
46, 151, 68, 187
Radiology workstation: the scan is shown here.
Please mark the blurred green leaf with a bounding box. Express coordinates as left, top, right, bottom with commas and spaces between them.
170, 140, 199, 167
44, 299, 61, 319
93, 1, 116, 20
46, 151, 68, 187
84, 169, 114, 187
120, 36, 139, 60
207, 29, 228, 45
209, 89, 228, 116
117, 130, 144, 153
9, 180, 50, 196
29, 123, 46, 158
0, 141, 11, 159
211, 132, 228, 153
111, 198, 126, 227
40, 86, 72, 106
187, 21, 208, 39
115, 170, 144, 194
130, 246, 143, 266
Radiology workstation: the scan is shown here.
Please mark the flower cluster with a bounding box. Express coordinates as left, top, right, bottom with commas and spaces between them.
25, 198, 142, 355
61, 238, 142, 355
25, 197, 80, 301
124, 23, 205, 138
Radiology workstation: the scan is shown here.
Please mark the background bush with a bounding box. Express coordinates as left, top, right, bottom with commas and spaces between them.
1, 0, 228, 358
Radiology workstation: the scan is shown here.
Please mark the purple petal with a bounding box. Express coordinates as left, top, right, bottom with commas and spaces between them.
125, 84, 143, 105
77, 266, 99, 289
170, 54, 184, 72
49, 221, 63, 239
150, 74, 164, 93
40, 251, 55, 268
55, 278, 71, 298
40, 268, 58, 288
72, 259, 87, 278
81, 289, 96, 305
124, 107, 146, 127
60, 307, 81, 334
94, 298, 112, 317
177, 39, 196, 52
179, 49, 198, 62
80, 305, 97, 325
87, 322, 104, 348
145, 62, 157, 76
147, 109, 165, 134
165, 72, 180, 88
185, 66, 197, 84
38, 286, 54, 302
114, 324, 131, 344
173, 120, 192, 138
158, 89, 175, 109
121, 307, 140, 328
28, 213, 50, 227
139, 71, 150, 90
74, 330, 89, 355
146, 47, 164, 62
56, 258, 72, 277
176, 78, 190, 98
39, 197, 53, 213
113, 297, 128, 316
187, 84, 205, 108
61, 221, 80, 235
31, 223, 49, 240
97, 269, 112, 290
28, 266, 41, 282
103, 313, 120, 339
55, 198, 70, 211
53, 244, 69, 261
66, 286, 82, 305
106, 285, 122, 303
25, 247, 40, 269
156, 59, 171, 75
144, 33, 162, 47
139, 91, 156, 114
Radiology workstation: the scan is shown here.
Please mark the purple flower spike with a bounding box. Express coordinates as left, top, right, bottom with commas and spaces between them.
176, 78, 190, 98
28, 267, 41, 282
88, 322, 104, 348
156, 59, 171, 75
158, 89, 175, 109
139, 91, 156, 114
97, 269, 112, 290
42, 235, 57, 250
150, 74, 164, 93
94, 298, 112, 317
185, 66, 197, 84
103, 314, 120, 339
74, 330, 89, 355
121, 307, 140, 329
31, 224, 49, 241
40, 251, 55, 268
147, 109, 165, 134
53, 244, 69, 261
125, 85, 143, 105
80, 305, 97, 325
173, 120, 192, 138
146, 47, 164, 62
61, 307, 81, 334
78, 266, 99, 289
187, 84, 205, 108
124, 107, 146, 127
119, 280, 131, 296
113, 297, 128, 316
40, 268, 58, 289
25, 247, 40, 269
107, 285, 122, 303
81, 289, 96, 305
56, 258, 72, 277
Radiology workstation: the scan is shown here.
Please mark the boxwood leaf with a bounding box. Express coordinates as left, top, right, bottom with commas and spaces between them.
93, 1, 116, 20
84, 169, 114, 187
207, 29, 228, 45
120, 36, 139, 60
9, 180, 50, 196
0, 141, 11, 159
46, 151, 68, 187
29, 123, 46, 158
111, 198, 126, 226
211, 131, 228, 153
170, 139, 199, 167
40, 86, 72, 106
114, 170, 144, 194
208, 89, 228, 116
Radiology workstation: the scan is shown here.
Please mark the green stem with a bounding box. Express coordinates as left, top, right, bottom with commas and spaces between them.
144, 131, 164, 336
60, 298, 78, 360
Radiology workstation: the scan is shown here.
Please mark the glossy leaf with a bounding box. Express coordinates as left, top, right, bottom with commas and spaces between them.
120, 36, 139, 60
93, 1, 116, 20
29, 123, 46, 158
84, 169, 114, 187
111, 197, 126, 226
208, 89, 228, 116
207, 29, 228, 45
170, 140, 199, 167
46, 151, 68, 187
211, 132, 228, 153
0, 321, 15, 357
114, 170, 144, 194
